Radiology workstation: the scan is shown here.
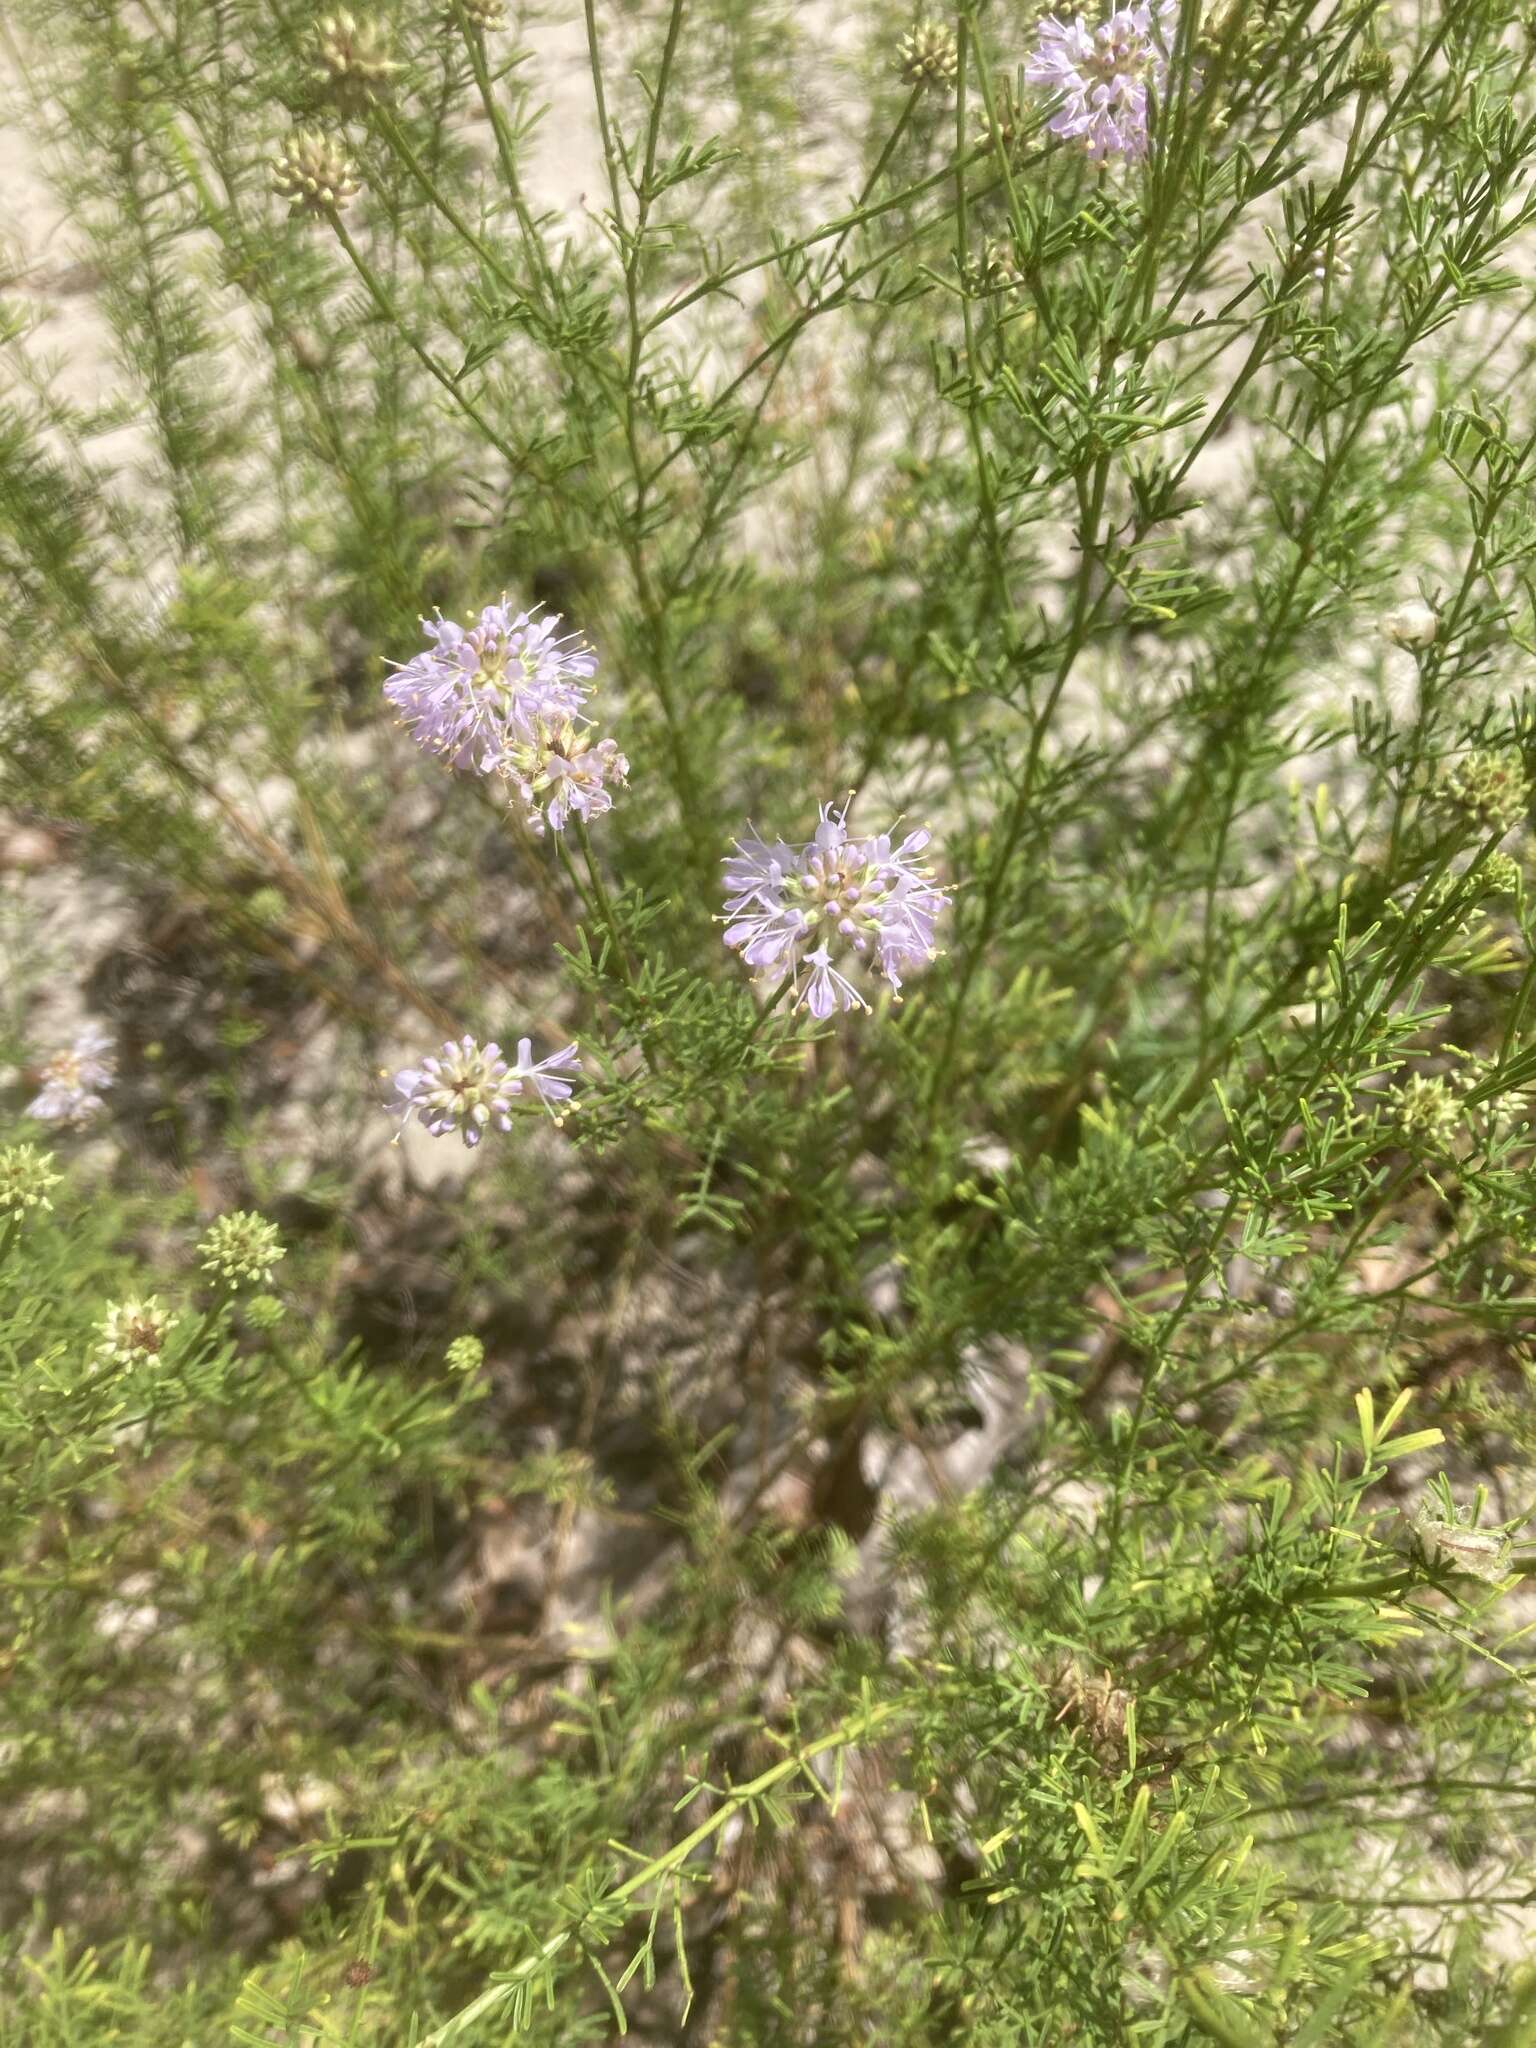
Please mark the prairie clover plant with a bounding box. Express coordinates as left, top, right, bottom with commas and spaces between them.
1438, 745, 1530, 835
1383, 597, 1440, 649
314, 10, 402, 112
897, 20, 960, 90
10, 0, 1536, 2040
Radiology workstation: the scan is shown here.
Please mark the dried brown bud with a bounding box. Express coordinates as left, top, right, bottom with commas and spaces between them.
1047, 1656, 1130, 1764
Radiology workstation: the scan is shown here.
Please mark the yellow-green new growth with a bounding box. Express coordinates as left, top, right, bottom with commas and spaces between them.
1347, 43, 1394, 96
1480, 849, 1523, 897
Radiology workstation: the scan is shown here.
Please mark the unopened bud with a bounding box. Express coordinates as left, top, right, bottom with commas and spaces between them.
272, 129, 361, 218
898, 20, 959, 89
1381, 598, 1438, 650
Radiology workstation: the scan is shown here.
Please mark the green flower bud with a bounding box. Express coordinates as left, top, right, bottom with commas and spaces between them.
244, 1293, 288, 1331
95, 1296, 179, 1370
445, 1335, 485, 1374
898, 20, 959, 89
0, 1142, 62, 1220
199, 1211, 286, 1288
272, 129, 361, 218
1438, 748, 1529, 837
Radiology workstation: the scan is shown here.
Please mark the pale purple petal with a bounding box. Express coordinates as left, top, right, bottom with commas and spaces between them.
720, 801, 950, 1018
26, 1027, 115, 1126
1026, 2, 1183, 163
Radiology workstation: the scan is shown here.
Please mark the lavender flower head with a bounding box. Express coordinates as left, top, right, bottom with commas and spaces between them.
391, 1033, 580, 1146
502, 716, 629, 837
722, 800, 950, 1019
1026, 0, 1179, 163
383, 601, 627, 835
26, 1026, 115, 1125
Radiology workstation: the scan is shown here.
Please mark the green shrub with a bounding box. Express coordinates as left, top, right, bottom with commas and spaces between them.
5, 0, 1536, 2039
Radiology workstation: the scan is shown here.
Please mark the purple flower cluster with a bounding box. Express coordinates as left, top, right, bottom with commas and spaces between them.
27, 1026, 115, 1125
392, 1033, 580, 1147
722, 800, 950, 1018
1026, 0, 1178, 163
384, 601, 627, 836
379, 605, 959, 1152
380, 596, 608, 1151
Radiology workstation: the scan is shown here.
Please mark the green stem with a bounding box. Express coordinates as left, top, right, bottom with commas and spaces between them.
414, 1697, 903, 2046
922, 453, 1110, 1114
329, 215, 529, 477
583, 0, 712, 849
953, 22, 1013, 628
741, 968, 801, 1046
644, 119, 981, 338
369, 101, 526, 300
453, 6, 558, 296
558, 823, 662, 1075
573, 820, 638, 984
